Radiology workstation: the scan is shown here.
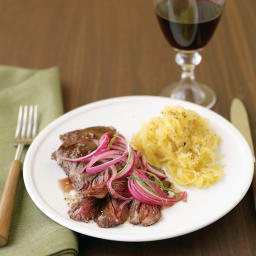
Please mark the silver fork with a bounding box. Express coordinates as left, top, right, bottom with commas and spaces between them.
0, 105, 38, 247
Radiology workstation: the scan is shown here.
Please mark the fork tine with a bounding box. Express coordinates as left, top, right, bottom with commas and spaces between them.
15, 106, 23, 139
21, 105, 28, 138
32, 105, 38, 137
26, 106, 33, 138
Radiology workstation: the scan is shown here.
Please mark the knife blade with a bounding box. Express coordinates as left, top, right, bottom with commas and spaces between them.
231, 98, 256, 208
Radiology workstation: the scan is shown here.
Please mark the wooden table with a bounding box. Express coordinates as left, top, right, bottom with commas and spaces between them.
1, 0, 256, 255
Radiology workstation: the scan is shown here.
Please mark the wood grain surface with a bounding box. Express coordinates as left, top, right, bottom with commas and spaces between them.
0, 0, 255, 255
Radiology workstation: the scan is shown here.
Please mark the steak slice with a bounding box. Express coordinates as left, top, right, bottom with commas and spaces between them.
52, 126, 114, 196
139, 203, 161, 226
129, 199, 141, 225
94, 196, 129, 228
68, 197, 99, 222
82, 169, 110, 198
52, 142, 96, 191
129, 199, 161, 226
111, 179, 131, 199
60, 126, 115, 145
83, 177, 131, 199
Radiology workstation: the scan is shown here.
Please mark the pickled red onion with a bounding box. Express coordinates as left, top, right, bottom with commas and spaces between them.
61, 130, 187, 206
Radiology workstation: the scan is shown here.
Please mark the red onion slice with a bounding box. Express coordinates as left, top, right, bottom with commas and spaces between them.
136, 170, 169, 198
128, 180, 155, 205
141, 155, 167, 179
134, 179, 184, 206
116, 147, 135, 179
128, 170, 186, 206
61, 134, 110, 162
86, 152, 128, 175
86, 150, 123, 168
107, 166, 133, 201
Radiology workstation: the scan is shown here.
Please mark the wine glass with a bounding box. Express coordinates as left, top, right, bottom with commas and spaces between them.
153, 0, 225, 108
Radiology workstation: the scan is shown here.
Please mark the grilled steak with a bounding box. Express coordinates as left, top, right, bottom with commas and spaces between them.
94, 196, 129, 228
129, 199, 141, 225
59, 126, 115, 145
111, 179, 131, 198
52, 143, 95, 191
68, 197, 99, 222
139, 203, 161, 226
82, 170, 110, 198
52, 126, 114, 196
129, 199, 161, 226
53, 126, 170, 228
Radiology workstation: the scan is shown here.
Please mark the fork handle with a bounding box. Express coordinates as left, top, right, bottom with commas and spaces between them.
0, 160, 22, 246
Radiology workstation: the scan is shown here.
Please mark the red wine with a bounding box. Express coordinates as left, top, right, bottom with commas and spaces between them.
156, 0, 223, 51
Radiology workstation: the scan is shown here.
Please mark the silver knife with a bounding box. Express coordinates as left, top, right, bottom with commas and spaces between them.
231, 98, 256, 208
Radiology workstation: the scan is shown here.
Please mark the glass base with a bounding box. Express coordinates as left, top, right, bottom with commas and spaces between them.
159, 82, 216, 109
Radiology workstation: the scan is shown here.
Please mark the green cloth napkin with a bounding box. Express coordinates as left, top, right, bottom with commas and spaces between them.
0, 66, 78, 256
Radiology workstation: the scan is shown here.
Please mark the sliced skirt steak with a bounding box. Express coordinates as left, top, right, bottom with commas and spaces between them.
129, 199, 161, 226
94, 196, 129, 228
68, 197, 99, 222
52, 126, 114, 197
52, 126, 167, 228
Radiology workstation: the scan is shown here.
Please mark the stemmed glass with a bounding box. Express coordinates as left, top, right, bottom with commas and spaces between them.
153, 0, 225, 108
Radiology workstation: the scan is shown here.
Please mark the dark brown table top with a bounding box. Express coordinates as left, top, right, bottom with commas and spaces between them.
1, 0, 256, 255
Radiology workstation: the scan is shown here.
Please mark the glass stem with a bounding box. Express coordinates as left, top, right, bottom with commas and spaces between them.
176, 51, 201, 83
159, 50, 216, 108
174, 52, 203, 102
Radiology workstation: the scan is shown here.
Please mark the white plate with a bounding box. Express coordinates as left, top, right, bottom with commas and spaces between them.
23, 96, 254, 242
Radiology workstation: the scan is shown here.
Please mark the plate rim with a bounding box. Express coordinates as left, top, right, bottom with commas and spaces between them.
23, 96, 254, 242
